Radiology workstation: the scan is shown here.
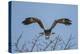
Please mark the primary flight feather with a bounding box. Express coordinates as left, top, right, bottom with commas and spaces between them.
22, 17, 44, 29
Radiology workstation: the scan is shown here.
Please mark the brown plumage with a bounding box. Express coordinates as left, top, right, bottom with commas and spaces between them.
22, 17, 72, 39
22, 17, 44, 29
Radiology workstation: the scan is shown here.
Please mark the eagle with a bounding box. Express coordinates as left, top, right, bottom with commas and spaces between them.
22, 17, 72, 39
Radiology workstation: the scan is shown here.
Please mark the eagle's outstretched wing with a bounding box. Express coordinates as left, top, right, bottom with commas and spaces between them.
50, 18, 72, 30
22, 17, 44, 29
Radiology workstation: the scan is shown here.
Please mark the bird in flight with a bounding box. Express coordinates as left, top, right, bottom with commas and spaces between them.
22, 17, 72, 39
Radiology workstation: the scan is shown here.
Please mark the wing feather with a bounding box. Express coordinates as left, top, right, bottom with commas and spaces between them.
50, 18, 72, 30
22, 17, 45, 29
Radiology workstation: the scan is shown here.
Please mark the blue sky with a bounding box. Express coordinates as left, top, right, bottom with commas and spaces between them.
11, 1, 78, 52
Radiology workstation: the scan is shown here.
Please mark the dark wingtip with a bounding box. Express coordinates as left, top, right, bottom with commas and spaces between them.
64, 19, 72, 25
65, 23, 72, 25
22, 19, 29, 25
65, 18, 72, 22
22, 20, 26, 25
22, 17, 33, 25
22, 20, 24, 23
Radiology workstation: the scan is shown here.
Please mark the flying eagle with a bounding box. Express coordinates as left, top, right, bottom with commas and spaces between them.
22, 17, 72, 39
